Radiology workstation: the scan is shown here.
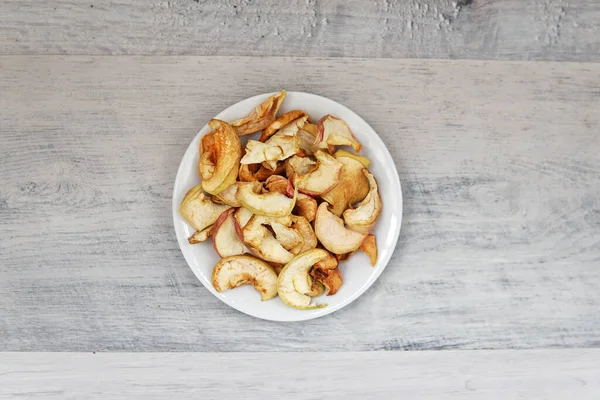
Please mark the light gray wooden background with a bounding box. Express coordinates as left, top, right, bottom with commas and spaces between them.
1, 1, 600, 398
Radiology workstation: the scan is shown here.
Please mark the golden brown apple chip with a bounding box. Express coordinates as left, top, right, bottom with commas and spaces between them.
260, 110, 307, 142
232, 90, 287, 136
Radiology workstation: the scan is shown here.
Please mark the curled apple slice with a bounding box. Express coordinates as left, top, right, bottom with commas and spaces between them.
360, 234, 378, 266
285, 155, 317, 178
199, 120, 242, 195
343, 170, 382, 234
321, 150, 370, 215
294, 193, 317, 222
232, 90, 286, 136
264, 175, 290, 195
213, 182, 241, 207
179, 185, 231, 232
260, 111, 307, 142
212, 209, 248, 257
241, 134, 299, 166
277, 249, 330, 309
212, 255, 278, 301
242, 215, 296, 264
249, 235, 295, 264
234, 207, 254, 229
271, 221, 303, 250
316, 115, 362, 153
293, 151, 342, 196
236, 181, 297, 218
314, 202, 367, 254
188, 225, 213, 244
311, 253, 343, 295
289, 216, 317, 254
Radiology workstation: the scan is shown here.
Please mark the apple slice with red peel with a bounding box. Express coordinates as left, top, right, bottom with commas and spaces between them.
213, 182, 241, 207
260, 112, 308, 142
232, 90, 286, 136
212, 209, 248, 257
277, 249, 330, 309
293, 151, 342, 196
360, 234, 378, 266
321, 151, 370, 216
316, 115, 362, 153
188, 225, 213, 244
179, 185, 231, 232
236, 181, 297, 218
212, 255, 278, 301
199, 119, 242, 195
315, 202, 367, 254
343, 170, 382, 234
265, 176, 316, 221
234, 207, 254, 229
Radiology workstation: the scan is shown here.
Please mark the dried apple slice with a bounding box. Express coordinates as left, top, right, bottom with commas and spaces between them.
360, 234, 378, 266
293, 193, 317, 222
289, 216, 317, 254
199, 119, 242, 195
316, 115, 362, 153
212, 209, 248, 257
188, 225, 213, 244
293, 150, 342, 196
285, 155, 317, 178
334, 149, 370, 168
249, 235, 295, 264
238, 163, 259, 182
271, 221, 303, 250
317, 268, 343, 296
311, 253, 343, 295
264, 175, 290, 195
321, 150, 370, 215
343, 170, 382, 234
242, 215, 296, 264
241, 133, 299, 166
277, 249, 330, 309
260, 111, 307, 142
232, 90, 286, 136
213, 182, 241, 207
314, 202, 367, 254
263, 177, 316, 223
212, 255, 278, 301
236, 182, 297, 218
234, 207, 254, 229
179, 185, 231, 232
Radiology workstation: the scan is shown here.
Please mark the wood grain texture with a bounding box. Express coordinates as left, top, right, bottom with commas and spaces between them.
1, 350, 599, 399
0, 56, 599, 351
0, 0, 599, 61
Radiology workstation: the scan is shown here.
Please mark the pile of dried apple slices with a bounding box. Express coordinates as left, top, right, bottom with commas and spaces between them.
179, 90, 382, 309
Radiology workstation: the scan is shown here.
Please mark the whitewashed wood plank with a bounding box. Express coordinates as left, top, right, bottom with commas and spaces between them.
0, 57, 599, 351
0, 350, 599, 399
0, 0, 599, 61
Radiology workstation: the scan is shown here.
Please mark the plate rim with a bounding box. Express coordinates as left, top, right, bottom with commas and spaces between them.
172, 91, 402, 322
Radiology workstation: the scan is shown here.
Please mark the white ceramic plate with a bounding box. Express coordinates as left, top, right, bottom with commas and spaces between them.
173, 92, 402, 321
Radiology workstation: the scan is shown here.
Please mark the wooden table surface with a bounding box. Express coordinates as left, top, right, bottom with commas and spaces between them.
1, 1, 599, 399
